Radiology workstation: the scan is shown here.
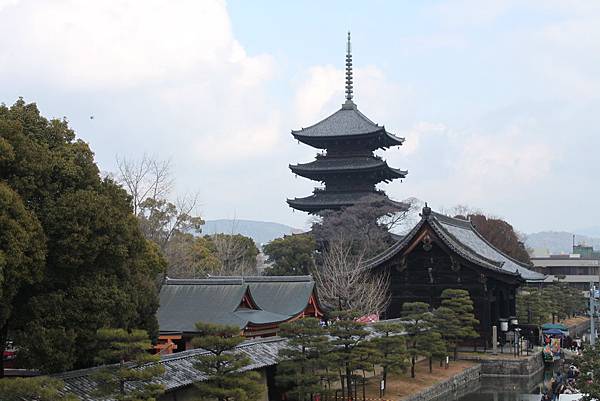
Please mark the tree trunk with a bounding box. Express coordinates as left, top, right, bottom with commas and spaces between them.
439, 358, 443, 367
453, 346, 458, 361
382, 366, 387, 396
339, 369, 345, 400
0, 323, 7, 378
429, 357, 433, 373
346, 365, 353, 401
411, 356, 416, 378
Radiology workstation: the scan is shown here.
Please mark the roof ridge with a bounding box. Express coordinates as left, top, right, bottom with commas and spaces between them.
207, 275, 313, 283
165, 278, 244, 285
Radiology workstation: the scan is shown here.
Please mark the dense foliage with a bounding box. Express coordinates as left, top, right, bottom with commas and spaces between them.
0, 99, 166, 373
263, 234, 316, 276
516, 284, 587, 325
0, 376, 77, 401
576, 344, 600, 401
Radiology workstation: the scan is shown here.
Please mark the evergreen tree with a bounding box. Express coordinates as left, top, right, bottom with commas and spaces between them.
276, 318, 331, 401
191, 322, 262, 401
371, 322, 408, 395
0, 181, 46, 376
440, 289, 479, 351
0, 99, 166, 372
401, 302, 434, 378
263, 234, 316, 276
0, 376, 78, 401
327, 311, 369, 401
94, 328, 165, 401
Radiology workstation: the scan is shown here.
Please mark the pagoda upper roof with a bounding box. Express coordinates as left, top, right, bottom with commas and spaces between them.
290, 156, 407, 181
292, 102, 405, 148
287, 190, 408, 214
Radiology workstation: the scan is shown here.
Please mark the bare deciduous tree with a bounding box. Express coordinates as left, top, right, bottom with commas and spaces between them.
313, 237, 390, 316
312, 196, 411, 258
116, 154, 173, 215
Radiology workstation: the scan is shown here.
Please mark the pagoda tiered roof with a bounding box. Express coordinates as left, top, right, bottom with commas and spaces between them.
290, 155, 407, 182
287, 32, 407, 214
287, 190, 408, 214
291, 103, 405, 149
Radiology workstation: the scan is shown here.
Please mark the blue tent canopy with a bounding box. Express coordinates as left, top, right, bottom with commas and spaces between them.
543, 328, 565, 336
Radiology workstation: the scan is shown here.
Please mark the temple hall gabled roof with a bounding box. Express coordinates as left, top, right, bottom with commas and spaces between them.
365, 207, 545, 283
157, 276, 319, 334
291, 104, 405, 148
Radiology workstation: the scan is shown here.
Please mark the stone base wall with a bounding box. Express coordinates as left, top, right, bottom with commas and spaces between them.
402, 365, 481, 401
460, 351, 543, 377
568, 318, 590, 338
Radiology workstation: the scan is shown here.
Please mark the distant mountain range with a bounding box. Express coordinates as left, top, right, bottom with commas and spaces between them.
202, 219, 304, 246
202, 216, 600, 255
524, 231, 600, 255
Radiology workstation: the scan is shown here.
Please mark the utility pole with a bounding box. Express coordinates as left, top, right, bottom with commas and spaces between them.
590, 282, 596, 346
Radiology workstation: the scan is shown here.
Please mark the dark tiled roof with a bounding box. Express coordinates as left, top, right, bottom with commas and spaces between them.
291, 105, 404, 146
290, 156, 407, 181
208, 276, 317, 317
286, 191, 408, 213
157, 276, 317, 333
365, 209, 545, 282
56, 337, 287, 401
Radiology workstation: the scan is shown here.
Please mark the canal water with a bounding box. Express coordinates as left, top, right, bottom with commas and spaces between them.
429, 368, 553, 401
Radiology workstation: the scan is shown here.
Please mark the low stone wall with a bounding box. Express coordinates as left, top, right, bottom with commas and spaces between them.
402, 365, 481, 401
460, 351, 543, 377
568, 318, 590, 338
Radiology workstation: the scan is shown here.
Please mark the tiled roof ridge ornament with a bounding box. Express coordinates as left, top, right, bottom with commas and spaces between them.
343, 31, 355, 110
421, 202, 432, 218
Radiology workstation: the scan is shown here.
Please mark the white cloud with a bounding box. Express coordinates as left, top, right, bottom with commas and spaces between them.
0, 0, 281, 162
455, 125, 555, 198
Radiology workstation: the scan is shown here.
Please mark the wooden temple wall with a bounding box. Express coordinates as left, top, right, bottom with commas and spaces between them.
380, 243, 519, 346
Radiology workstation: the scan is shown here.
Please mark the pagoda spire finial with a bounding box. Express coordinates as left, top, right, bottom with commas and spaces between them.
344, 31, 354, 107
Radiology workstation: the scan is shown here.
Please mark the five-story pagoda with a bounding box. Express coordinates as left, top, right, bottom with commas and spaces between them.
287, 33, 408, 214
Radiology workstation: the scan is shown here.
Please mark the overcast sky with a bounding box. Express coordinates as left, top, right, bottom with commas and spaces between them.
1, 0, 599, 234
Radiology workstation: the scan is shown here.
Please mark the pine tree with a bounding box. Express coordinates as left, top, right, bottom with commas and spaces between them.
371, 322, 408, 395
576, 344, 600, 401
432, 306, 462, 361
425, 331, 446, 373
0, 376, 78, 401
191, 322, 262, 401
276, 318, 331, 401
327, 311, 370, 401
440, 289, 479, 353
94, 328, 165, 401
401, 302, 434, 378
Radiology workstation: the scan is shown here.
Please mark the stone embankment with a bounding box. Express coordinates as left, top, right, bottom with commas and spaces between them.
460, 351, 544, 377
401, 352, 544, 401
565, 317, 590, 338
402, 365, 481, 401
